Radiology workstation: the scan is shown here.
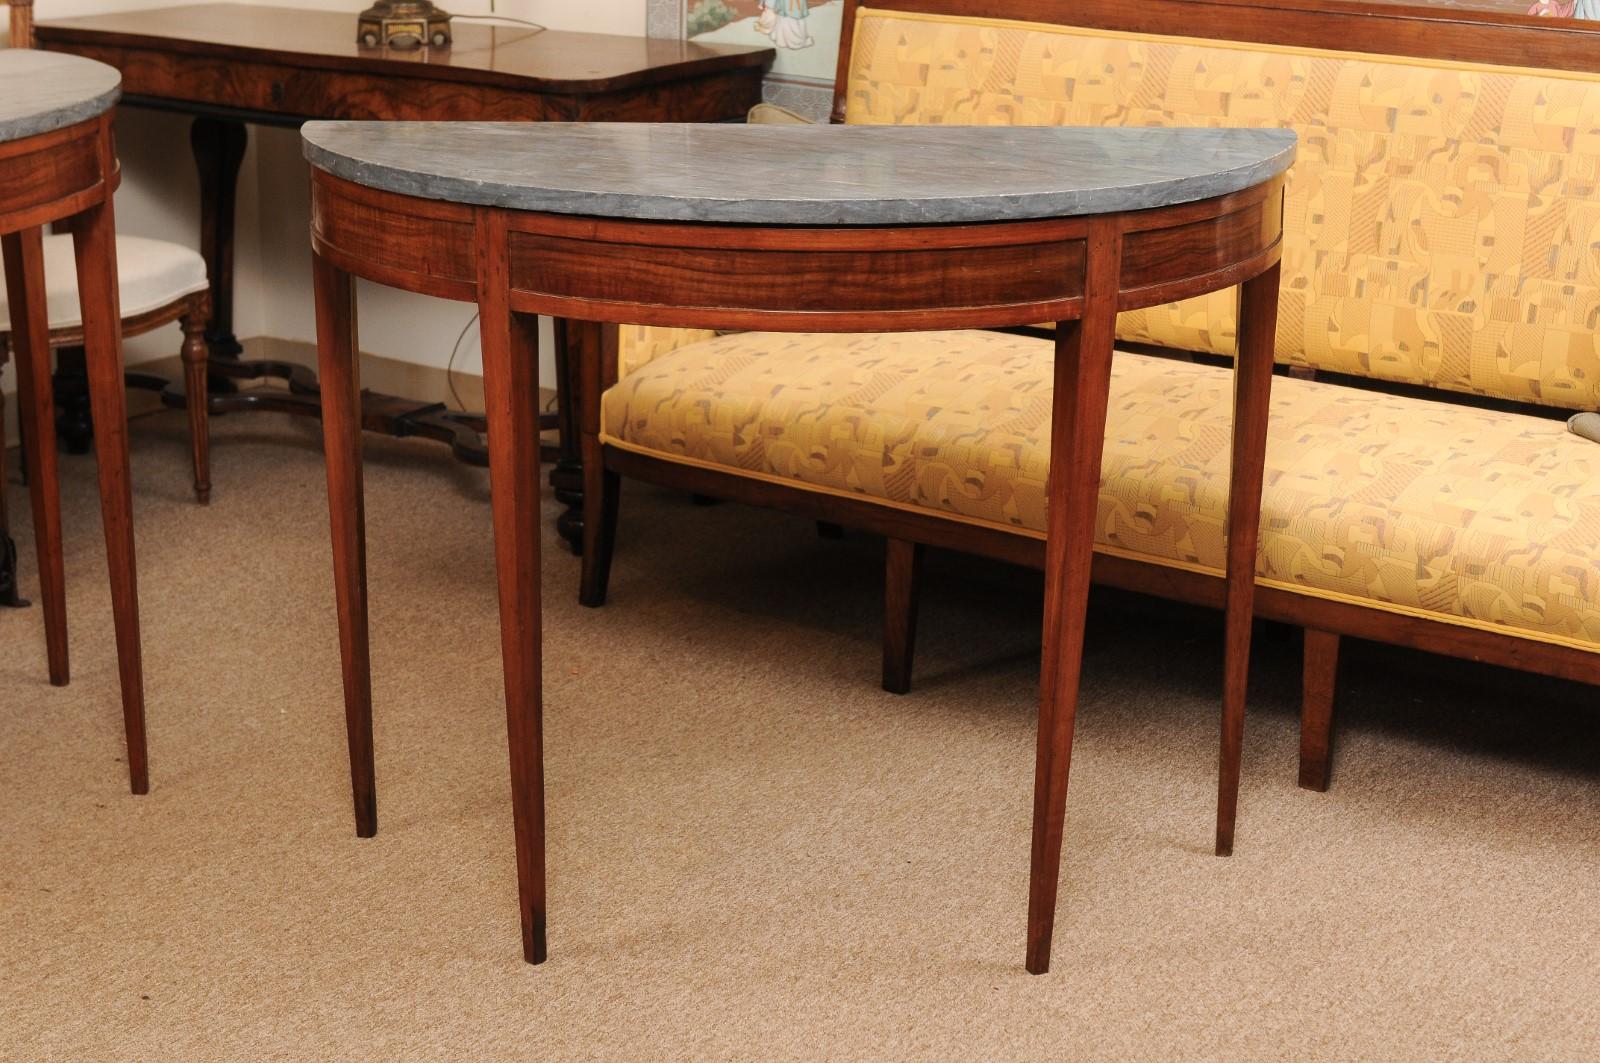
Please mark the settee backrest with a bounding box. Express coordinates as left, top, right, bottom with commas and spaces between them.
834, 1, 1600, 411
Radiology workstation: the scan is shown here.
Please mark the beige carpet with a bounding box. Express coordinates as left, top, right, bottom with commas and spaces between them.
2, 406, 1597, 1061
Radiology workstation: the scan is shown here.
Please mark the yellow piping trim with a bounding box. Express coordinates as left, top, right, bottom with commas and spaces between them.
602, 430, 1600, 656
852, 6, 1600, 87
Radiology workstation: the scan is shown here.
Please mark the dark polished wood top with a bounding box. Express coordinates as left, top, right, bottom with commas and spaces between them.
35, 5, 774, 94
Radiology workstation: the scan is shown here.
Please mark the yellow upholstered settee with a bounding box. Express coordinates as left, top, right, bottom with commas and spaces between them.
582, 1, 1600, 791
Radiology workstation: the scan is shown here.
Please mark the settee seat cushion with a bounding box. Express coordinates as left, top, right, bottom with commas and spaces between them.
602, 330, 1600, 651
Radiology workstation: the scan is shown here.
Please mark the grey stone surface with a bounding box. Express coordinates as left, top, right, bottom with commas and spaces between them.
302, 122, 1296, 225
0, 50, 120, 145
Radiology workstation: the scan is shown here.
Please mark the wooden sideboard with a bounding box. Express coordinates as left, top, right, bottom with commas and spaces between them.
34, 5, 773, 532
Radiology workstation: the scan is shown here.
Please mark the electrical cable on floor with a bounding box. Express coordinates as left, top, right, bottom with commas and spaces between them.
445, 312, 560, 417
445, 311, 479, 412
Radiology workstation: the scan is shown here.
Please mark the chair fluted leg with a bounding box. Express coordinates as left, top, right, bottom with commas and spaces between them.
179, 293, 212, 504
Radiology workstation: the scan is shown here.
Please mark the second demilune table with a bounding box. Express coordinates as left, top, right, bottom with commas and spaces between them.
300, 120, 1295, 972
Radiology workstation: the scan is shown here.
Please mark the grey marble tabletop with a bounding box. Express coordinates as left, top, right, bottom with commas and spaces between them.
0, 50, 121, 145
302, 122, 1296, 226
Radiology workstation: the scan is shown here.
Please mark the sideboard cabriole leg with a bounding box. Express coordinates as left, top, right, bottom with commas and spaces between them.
313, 251, 377, 838
475, 209, 549, 966
1214, 261, 1281, 857
1025, 220, 1123, 976
2, 229, 68, 681
72, 193, 149, 795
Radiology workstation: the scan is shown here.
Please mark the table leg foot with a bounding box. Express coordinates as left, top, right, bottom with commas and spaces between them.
478, 213, 549, 966
74, 195, 148, 793
1025, 228, 1121, 973
1214, 261, 1280, 859
313, 252, 378, 837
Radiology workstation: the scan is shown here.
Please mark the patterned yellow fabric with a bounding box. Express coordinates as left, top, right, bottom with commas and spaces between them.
603, 330, 1600, 651
842, 8, 1600, 411
618, 324, 719, 378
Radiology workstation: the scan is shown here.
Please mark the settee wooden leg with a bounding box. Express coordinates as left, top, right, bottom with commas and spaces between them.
882, 538, 923, 695
579, 462, 619, 608
4, 229, 69, 683
578, 320, 618, 609
1299, 628, 1340, 792
179, 294, 212, 504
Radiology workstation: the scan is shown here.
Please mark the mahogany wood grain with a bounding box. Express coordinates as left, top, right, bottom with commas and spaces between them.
35, 5, 773, 108
2, 108, 148, 792
1214, 261, 1280, 858
312, 250, 376, 838
1026, 219, 1121, 976
882, 538, 924, 695
3, 227, 69, 685
71, 174, 148, 795
474, 207, 548, 965
306, 155, 1284, 969
0, 120, 107, 234
1299, 628, 1341, 791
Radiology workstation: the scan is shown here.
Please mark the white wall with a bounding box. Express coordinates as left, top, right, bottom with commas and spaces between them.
11, 0, 650, 404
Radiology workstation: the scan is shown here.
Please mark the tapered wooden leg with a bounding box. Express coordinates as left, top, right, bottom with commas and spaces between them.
4, 232, 68, 681
477, 211, 547, 965
1214, 261, 1280, 857
1299, 628, 1340, 792
579, 321, 619, 609
312, 251, 375, 838
179, 294, 212, 504
882, 538, 923, 695
1026, 219, 1121, 975
73, 199, 149, 795
2, 230, 67, 681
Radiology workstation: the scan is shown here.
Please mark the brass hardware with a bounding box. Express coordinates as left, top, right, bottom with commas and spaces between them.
356, 0, 451, 50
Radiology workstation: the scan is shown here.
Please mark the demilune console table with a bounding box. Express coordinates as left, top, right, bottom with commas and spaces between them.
1, 49, 147, 793
33, 5, 772, 533
301, 120, 1294, 972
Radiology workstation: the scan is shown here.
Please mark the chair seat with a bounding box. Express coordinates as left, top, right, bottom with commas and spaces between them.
602, 329, 1600, 651
0, 234, 208, 333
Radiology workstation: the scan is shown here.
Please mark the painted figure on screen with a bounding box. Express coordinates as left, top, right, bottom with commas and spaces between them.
1527, 0, 1600, 17
686, 0, 839, 82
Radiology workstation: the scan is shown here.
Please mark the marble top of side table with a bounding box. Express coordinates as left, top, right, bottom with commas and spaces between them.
302, 122, 1297, 226
0, 50, 121, 145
